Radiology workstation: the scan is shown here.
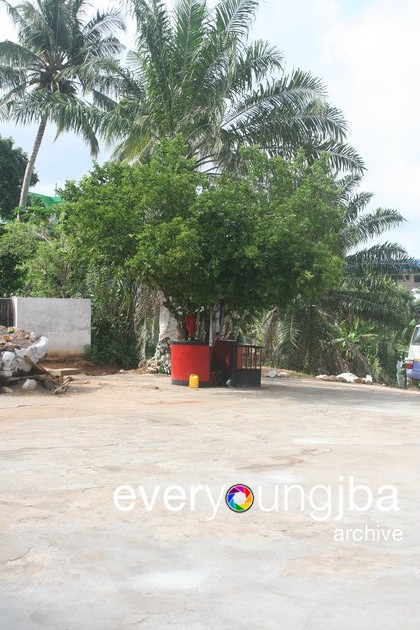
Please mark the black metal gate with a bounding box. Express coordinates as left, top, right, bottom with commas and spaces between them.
0, 298, 14, 327
212, 339, 263, 387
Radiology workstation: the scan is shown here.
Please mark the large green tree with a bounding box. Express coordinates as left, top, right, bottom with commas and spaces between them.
0, 0, 124, 208
57, 140, 343, 337
100, 0, 364, 174
0, 139, 345, 353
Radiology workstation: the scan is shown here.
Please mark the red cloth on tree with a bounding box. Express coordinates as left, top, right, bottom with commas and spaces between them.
184, 313, 197, 338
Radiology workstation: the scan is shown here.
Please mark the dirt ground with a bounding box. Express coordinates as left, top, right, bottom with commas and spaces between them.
0, 373, 419, 629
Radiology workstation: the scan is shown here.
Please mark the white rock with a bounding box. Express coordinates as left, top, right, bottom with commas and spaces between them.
15, 336, 48, 362
22, 379, 38, 391
336, 372, 359, 383
0, 351, 16, 377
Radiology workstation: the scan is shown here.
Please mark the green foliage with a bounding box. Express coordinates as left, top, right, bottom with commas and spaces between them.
59, 139, 343, 337
0, 202, 141, 367
0, 202, 85, 297
0, 135, 38, 220
3, 137, 343, 356
265, 174, 420, 381
0, 223, 24, 294
82, 266, 140, 369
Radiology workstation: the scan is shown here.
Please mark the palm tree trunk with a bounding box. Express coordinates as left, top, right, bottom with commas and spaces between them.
18, 116, 47, 212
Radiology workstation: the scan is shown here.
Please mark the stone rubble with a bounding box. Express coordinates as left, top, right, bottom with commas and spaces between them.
316, 372, 373, 384
0, 326, 48, 378
145, 337, 171, 374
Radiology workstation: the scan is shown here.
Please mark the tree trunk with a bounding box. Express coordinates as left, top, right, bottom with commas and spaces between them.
18, 116, 48, 213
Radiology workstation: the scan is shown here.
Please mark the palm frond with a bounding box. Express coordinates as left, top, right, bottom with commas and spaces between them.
0, 40, 38, 67
215, 0, 260, 40
346, 242, 420, 276
83, 8, 126, 42
343, 190, 374, 223
223, 70, 328, 129
324, 289, 408, 329
133, 0, 175, 131
228, 40, 283, 94
335, 173, 363, 202
0, 66, 28, 97
302, 140, 365, 174
172, 0, 208, 84
342, 207, 405, 249
6, 89, 100, 155
0, 0, 24, 26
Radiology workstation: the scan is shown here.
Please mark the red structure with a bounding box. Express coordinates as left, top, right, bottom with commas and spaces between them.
171, 339, 262, 387
170, 341, 211, 386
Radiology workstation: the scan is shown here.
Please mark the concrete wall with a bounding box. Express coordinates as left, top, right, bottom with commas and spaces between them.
13, 298, 91, 357
402, 274, 420, 292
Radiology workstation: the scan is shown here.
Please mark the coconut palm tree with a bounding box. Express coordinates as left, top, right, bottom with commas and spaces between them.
0, 0, 125, 207
100, 0, 364, 174
264, 174, 420, 377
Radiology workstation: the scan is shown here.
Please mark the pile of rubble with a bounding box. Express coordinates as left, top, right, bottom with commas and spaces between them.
0, 326, 38, 350
146, 337, 171, 374
0, 326, 48, 378
316, 372, 373, 384
0, 326, 76, 394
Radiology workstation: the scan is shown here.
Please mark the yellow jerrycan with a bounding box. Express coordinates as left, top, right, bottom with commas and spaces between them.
189, 374, 199, 388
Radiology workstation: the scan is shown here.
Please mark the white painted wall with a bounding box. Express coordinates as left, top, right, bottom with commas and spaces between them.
13, 298, 91, 357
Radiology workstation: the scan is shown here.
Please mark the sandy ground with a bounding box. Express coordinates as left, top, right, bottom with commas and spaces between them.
0, 373, 419, 629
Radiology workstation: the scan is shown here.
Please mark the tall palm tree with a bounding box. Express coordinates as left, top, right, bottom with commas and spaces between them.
0, 0, 125, 207
100, 0, 364, 174
264, 174, 420, 376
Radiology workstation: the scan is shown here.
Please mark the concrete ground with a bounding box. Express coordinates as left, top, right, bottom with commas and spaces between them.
0, 373, 419, 629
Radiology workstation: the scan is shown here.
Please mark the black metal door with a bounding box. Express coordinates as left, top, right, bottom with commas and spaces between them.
0, 298, 14, 327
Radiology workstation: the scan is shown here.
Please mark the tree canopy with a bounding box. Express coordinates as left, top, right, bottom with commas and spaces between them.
56, 139, 344, 334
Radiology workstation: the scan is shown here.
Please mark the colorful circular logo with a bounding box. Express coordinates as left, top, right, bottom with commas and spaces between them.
226, 484, 254, 513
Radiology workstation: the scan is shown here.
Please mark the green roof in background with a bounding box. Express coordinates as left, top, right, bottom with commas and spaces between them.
28, 192, 63, 208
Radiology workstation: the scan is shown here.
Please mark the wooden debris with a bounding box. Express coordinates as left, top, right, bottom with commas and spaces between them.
0, 355, 76, 394
23, 355, 50, 375
0, 355, 78, 394
44, 367, 80, 378
52, 377, 73, 395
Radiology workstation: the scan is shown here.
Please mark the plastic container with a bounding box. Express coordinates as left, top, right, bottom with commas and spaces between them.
189, 374, 199, 388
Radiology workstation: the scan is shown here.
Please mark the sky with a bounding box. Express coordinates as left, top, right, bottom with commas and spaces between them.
0, 0, 419, 255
